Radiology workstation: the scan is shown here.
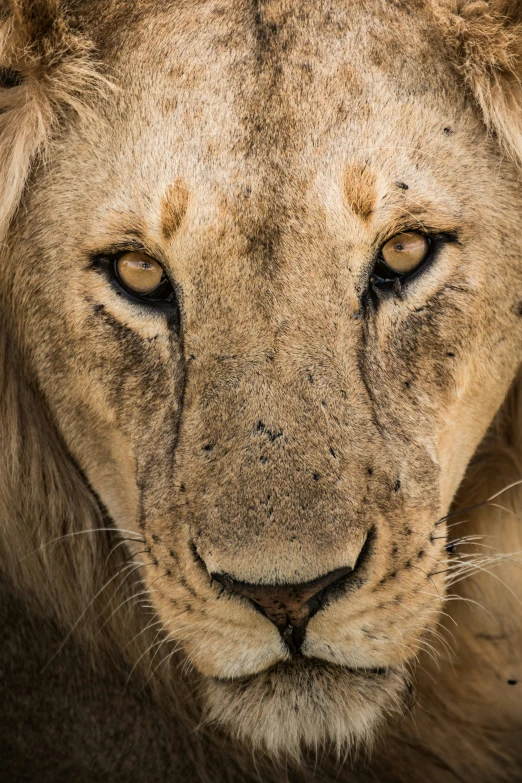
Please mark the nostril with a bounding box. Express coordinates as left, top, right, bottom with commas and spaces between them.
211, 565, 354, 634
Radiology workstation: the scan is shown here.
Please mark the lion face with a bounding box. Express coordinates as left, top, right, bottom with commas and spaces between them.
5, 0, 522, 758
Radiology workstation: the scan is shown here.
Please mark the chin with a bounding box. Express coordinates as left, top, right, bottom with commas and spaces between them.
202, 658, 408, 760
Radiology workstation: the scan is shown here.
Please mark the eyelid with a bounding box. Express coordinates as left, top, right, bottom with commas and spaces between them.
87, 235, 171, 267
377, 229, 458, 251
89, 243, 152, 263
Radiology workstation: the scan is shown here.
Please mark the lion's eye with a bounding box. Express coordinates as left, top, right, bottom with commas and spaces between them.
380, 232, 429, 274
115, 252, 164, 294
92, 248, 178, 318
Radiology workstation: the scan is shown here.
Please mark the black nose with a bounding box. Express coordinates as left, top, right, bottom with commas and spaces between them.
211, 566, 353, 653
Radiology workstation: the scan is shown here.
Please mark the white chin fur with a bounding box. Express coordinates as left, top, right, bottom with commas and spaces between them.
203, 658, 407, 761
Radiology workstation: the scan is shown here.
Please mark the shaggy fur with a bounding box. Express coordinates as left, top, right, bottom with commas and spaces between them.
1, 0, 522, 781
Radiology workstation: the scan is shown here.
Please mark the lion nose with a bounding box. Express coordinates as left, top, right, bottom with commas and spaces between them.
211, 566, 353, 653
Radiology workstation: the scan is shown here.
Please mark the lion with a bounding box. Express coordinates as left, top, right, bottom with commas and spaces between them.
1, 0, 522, 780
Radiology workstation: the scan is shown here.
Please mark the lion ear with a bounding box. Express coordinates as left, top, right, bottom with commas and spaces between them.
442, 1, 522, 164
0, 0, 109, 241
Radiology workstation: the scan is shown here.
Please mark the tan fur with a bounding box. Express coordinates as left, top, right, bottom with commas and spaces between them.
2, 1, 522, 781
344, 163, 377, 222
161, 178, 189, 239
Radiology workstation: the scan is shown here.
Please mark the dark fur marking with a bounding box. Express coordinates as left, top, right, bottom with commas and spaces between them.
356, 320, 386, 434
476, 633, 507, 641
344, 163, 377, 221
255, 420, 283, 442
0, 67, 23, 88
161, 179, 189, 240
246, 221, 282, 275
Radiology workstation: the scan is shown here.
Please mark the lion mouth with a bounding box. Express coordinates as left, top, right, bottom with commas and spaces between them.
210, 655, 391, 684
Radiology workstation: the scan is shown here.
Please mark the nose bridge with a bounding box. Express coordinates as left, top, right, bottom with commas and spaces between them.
175, 342, 374, 584
174, 206, 375, 583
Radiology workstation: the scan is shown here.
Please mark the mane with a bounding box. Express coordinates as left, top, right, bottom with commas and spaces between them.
434, 0, 522, 166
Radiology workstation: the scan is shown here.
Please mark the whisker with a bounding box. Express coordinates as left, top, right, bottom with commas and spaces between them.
125, 629, 167, 686
43, 560, 147, 670
436, 479, 522, 527
122, 618, 165, 652
20, 527, 144, 562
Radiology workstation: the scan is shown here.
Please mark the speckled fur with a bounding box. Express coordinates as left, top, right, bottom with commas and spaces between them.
1, 0, 522, 781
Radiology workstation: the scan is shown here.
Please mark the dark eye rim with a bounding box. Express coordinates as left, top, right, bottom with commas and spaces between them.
91, 251, 179, 315
370, 231, 459, 290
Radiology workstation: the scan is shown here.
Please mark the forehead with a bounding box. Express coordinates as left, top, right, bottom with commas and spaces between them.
83, 0, 473, 192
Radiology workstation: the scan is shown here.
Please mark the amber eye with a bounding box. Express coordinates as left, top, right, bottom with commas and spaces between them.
380, 232, 429, 274
115, 252, 164, 294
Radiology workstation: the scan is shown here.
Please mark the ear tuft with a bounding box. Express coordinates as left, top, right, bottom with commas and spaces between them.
0, 0, 111, 242
438, 1, 522, 165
